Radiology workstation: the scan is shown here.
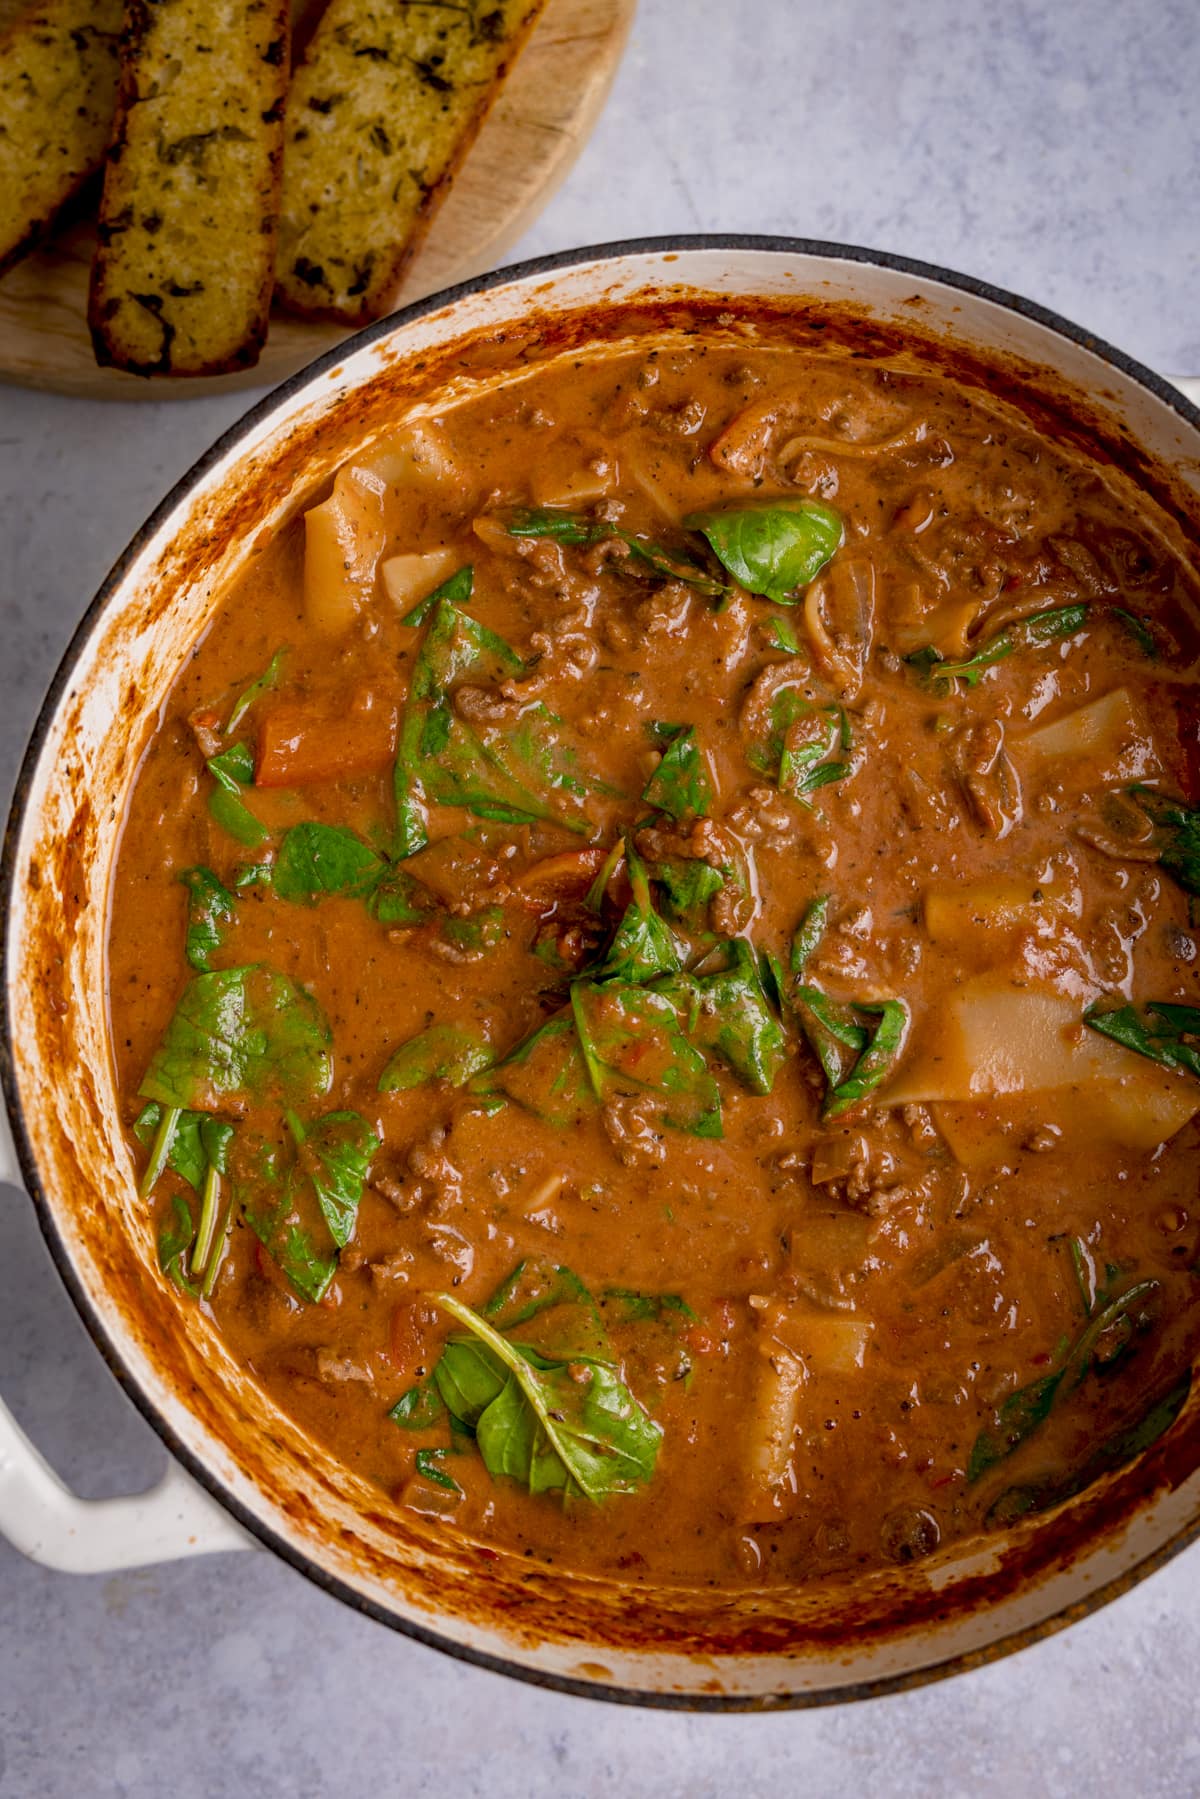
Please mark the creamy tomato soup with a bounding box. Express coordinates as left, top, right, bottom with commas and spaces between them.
108, 332, 1200, 1587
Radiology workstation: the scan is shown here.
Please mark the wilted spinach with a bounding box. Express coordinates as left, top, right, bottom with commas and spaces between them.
591, 843, 684, 985
273, 821, 433, 924
1085, 998, 1200, 1080
225, 648, 287, 734
911, 603, 1089, 688
571, 979, 723, 1139
138, 965, 333, 1115
206, 740, 268, 848
178, 867, 236, 972
968, 1278, 1160, 1482
243, 1109, 377, 1302
685, 499, 843, 603
378, 1024, 494, 1093
655, 938, 786, 1095
642, 724, 713, 821
791, 987, 909, 1117
506, 508, 727, 598
1129, 788, 1200, 897
430, 1289, 662, 1501
393, 586, 592, 856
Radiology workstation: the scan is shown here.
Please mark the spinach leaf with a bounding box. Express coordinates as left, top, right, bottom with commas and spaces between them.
245, 1207, 337, 1303
483, 1256, 611, 1363
790, 895, 830, 975
505, 508, 727, 598
585, 838, 625, 913
763, 615, 803, 654
400, 564, 474, 629
191, 1117, 234, 1280
432, 1291, 662, 1501
234, 861, 274, 889
133, 1098, 234, 1265
599, 1289, 696, 1325
791, 985, 868, 1087
394, 592, 591, 855
967, 1371, 1065, 1485
1111, 607, 1159, 659
178, 867, 235, 971
685, 499, 843, 603
745, 679, 850, 800
369, 863, 433, 925
379, 1024, 494, 1092
135, 1101, 198, 1191
388, 1377, 445, 1430
642, 724, 712, 821
414, 1448, 462, 1494
285, 1109, 379, 1248
210, 741, 255, 785
913, 603, 1089, 688
652, 856, 724, 933
1085, 998, 1200, 1080
157, 1193, 198, 1295
592, 843, 684, 985
655, 939, 787, 1095
968, 1278, 1160, 1482
987, 1373, 1190, 1524
271, 821, 436, 925
471, 1011, 594, 1127
240, 1132, 340, 1304
483, 1256, 594, 1328
1129, 787, 1200, 896
226, 648, 287, 734
571, 980, 723, 1139
439, 905, 505, 955
207, 740, 268, 848
273, 822, 381, 902
433, 1333, 508, 1426
821, 999, 910, 1119
138, 966, 333, 1114
780, 705, 851, 799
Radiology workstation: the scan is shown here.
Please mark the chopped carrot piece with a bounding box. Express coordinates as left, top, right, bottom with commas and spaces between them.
255, 691, 397, 788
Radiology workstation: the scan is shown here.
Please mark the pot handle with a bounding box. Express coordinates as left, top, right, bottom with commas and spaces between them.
0, 1390, 255, 1573
1, 1104, 255, 1572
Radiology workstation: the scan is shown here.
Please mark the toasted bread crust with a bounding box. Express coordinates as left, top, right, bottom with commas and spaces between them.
0, 0, 122, 277
88, 0, 290, 376
275, 0, 548, 326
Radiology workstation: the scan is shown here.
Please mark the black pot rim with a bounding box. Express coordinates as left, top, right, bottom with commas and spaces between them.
4, 233, 1200, 1714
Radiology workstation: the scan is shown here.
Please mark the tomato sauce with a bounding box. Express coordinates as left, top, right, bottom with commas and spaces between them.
107, 337, 1200, 1588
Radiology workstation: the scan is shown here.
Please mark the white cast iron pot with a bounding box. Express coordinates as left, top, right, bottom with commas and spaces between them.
3, 238, 1200, 1709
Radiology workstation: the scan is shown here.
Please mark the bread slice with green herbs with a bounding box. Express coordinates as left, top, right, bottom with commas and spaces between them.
88, 0, 290, 376
275, 0, 547, 324
0, 0, 122, 277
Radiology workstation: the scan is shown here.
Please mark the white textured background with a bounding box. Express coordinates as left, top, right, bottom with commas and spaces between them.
2, 1, 1199, 1793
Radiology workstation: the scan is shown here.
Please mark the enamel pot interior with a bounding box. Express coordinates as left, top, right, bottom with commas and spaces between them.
5, 240, 1200, 1709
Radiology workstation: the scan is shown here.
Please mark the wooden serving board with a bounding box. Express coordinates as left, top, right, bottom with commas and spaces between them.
0, 0, 634, 400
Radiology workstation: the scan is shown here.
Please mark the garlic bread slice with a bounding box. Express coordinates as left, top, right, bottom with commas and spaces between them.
88, 0, 290, 376
276, 0, 547, 325
0, 0, 122, 277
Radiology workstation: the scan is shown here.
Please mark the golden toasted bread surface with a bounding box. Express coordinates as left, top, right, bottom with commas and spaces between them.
88, 0, 290, 376
276, 0, 547, 325
0, 0, 122, 277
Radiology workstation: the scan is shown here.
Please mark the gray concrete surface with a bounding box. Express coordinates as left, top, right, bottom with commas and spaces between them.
1, 0, 1198, 1792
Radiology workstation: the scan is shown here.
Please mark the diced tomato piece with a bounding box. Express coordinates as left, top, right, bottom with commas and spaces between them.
255, 690, 397, 788
388, 1299, 437, 1375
